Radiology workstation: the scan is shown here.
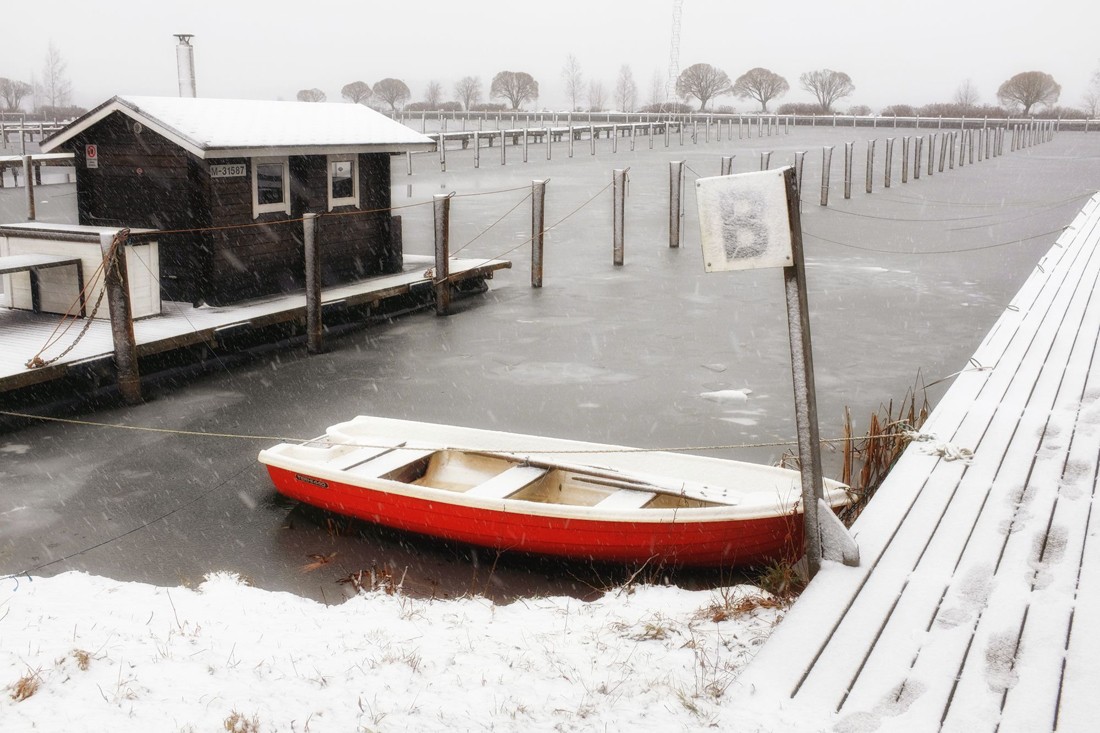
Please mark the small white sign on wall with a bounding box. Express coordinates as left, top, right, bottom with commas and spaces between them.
210, 163, 247, 179
696, 167, 793, 272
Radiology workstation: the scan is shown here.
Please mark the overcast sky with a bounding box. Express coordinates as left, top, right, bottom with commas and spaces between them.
2, 0, 1096, 113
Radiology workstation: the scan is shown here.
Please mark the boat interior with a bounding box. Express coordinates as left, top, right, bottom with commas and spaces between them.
324, 443, 723, 510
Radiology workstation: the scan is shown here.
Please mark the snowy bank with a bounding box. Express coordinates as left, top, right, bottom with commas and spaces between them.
0, 572, 820, 732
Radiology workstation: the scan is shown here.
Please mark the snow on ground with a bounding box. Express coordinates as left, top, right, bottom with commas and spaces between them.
0, 572, 820, 732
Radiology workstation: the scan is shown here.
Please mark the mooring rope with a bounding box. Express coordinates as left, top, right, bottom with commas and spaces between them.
804, 226, 1067, 255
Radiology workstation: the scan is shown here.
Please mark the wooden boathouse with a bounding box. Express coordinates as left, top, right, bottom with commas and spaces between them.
38, 96, 434, 306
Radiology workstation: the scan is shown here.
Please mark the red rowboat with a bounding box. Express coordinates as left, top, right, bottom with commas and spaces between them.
258, 416, 852, 567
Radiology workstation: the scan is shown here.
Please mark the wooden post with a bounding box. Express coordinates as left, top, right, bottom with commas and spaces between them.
794, 150, 805, 198
843, 141, 853, 199
760, 151, 772, 170
500, 130, 506, 165
927, 134, 935, 176
820, 145, 833, 206
438, 133, 446, 172
531, 180, 546, 288
473, 131, 480, 168
781, 168, 826, 577
950, 131, 957, 168
591, 124, 597, 155
406, 150, 413, 176
669, 161, 684, 248
865, 139, 875, 194
938, 133, 947, 172
303, 213, 323, 354
569, 125, 575, 158
720, 155, 734, 176
22, 155, 34, 221
631, 123, 638, 150
913, 136, 922, 180
968, 129, 975, 163
99, 230, 141, 405
885, 137, 894, 187
612, 169, 626, 266
523, 129, 529, 162
612, 124, 618, 153
433, 194, 451, 315
546, 127, 552, 160
901, 136, 910, 182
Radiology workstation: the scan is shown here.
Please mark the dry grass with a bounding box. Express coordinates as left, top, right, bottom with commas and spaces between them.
224, 711, 261, 733
837, 381, 930, 526
8, 668, 42, 702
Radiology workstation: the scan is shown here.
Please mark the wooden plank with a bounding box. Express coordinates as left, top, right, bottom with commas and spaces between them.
811, 206, 1100, 719
594, 488, 657, 510
464, 465, 548, 499
732, 194, 1100, 713
342, 448, 434, 480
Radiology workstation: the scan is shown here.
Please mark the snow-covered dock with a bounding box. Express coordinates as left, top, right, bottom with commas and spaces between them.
0, 254, 508, 394
733, 192, 1100, 730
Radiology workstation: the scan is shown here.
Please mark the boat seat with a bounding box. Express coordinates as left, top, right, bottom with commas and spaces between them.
594, 488, 657, 510
464, 465, 548, 500
342, 448, 435, 479
326, 442, 404, 471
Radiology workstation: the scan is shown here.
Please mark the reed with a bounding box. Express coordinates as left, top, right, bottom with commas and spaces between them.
836, 380, 930, 526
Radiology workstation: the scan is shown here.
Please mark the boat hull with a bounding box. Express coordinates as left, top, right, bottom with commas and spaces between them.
265, 464, 804, 567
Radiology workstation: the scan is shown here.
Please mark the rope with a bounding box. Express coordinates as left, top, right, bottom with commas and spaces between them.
0, 408, 926, 454
451, 191, 532, 258
804, 226, 1066, 255
24, 229, 127, 369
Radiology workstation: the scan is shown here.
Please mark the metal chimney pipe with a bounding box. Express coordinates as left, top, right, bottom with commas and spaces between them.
174, 34, 196, 98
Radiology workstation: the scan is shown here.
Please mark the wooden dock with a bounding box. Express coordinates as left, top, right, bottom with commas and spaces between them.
732, 192, 1100, 731
0, 254, 508, 394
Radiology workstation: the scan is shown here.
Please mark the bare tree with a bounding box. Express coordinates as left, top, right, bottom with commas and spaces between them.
0, 78, 33, 111
587, 79, 607, 112
490, 71, 539, 110
675, 63, 733, 111
731, 67, 789, 112
424, 81, 444, 109
341, 81, 372, 104
373, 78, 411, 112
40, 41, 72, 109
562, 55, 584, 112
1085, 65, 1100, 118
799, 69, 855, 112
954, 79, 980, 108
615, 65, 637, 112
997, 71, 1060, 115
648, 69, 665, 108
296, 88, 327, 103
454, 76, 482, 111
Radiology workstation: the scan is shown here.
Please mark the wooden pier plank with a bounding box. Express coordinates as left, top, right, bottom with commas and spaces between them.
732, 192, 1100, 732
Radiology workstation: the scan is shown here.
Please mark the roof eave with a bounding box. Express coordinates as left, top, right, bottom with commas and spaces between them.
39, 97, 208, 159
204, 142, 436, 159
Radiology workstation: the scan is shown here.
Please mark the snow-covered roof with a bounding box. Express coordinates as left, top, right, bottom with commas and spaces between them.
40, 95, 435, 159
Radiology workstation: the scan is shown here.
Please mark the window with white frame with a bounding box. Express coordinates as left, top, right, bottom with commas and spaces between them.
251, 157, 290, 218
327, 154, 360, 210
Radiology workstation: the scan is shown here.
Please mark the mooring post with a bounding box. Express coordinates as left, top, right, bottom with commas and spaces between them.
820, 145, 834, 206
473, 131, 480, 168
720, 155, 734, 176
531, 180, 546, 288
968, 129, 975, 164
669, 161, 684, 248
499, 130, 506, 165
927, 134, 935, 176
843, 141, 853, 199
865, 139, 875, 194
901, 136, 910, 182
438, 133, 446, 172
569, 125, 575, 158
794, 151, 805, 198
631, 123, 638, 150
914, 136, 922, 180
760, 151, 772, 170
590, 124, 597, 155
406, 150, 413, 176
433, 194, 452, 315
545, 127, 552, 160
780, 167, 826, 577
613, 169, 626, 266
98, 230, 141, 405
523, 129, 529, 162
22, 155, 34, 221
303, 212, 324, 354
885, 137, 895, 187
938, 133, 947, 172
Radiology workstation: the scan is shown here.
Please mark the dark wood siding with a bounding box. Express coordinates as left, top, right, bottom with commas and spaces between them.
59, 112, 402, 306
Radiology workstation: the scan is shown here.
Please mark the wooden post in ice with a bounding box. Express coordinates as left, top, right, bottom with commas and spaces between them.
438, 133, 446, 172
98, 230, 141, 405
760, 151, 772, 170
433, 194, 452, 316
865, 139, 875, 194
843, 141, 853, 199
901, 136, 910, 182
720, 156, 734, 176
820, 145, 833, 206
523, 129, 529, 162
546, 127, 552, 160
531, 180, 546, 288
406, 151, 413, 176
569, 125, 575, 157
913, 136, 922, 180
613, 169, 626, 266
669, 161, 684, 248
927, 134, 935, 176
303, 212, 324, 355
794, 151, 805, 198
22, 155, 34, 220
885, 137, 895, 187
473, 132, 480, 168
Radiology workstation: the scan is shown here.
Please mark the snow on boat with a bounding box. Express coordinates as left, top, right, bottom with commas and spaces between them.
258, 416, 853, 567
